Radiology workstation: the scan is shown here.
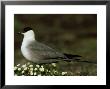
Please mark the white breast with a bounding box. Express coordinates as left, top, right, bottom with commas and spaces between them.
21, 39, 32, 61
21, 30, 36, 61
21, 44, 31, 60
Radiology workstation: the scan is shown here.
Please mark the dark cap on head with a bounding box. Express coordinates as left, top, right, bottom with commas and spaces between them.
23, 27, 33, 33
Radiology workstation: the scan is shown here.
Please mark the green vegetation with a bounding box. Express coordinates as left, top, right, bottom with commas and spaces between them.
14, 62, 68, 76
14, 61, 96, 76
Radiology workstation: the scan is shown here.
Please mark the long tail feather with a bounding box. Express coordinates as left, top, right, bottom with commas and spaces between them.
64, 53, 81, 59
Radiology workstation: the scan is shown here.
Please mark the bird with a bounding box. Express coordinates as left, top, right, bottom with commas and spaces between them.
18, 27, 81, 64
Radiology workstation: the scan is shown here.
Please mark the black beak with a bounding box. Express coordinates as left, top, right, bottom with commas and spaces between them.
17, 32, 22, 35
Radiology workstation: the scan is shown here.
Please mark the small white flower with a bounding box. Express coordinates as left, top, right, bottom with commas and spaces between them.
34, 72, 37, 75
36, 65, 40, 68
62, 72, 67, 75
52, 63, 56, 67
39, 67, 44, 72
18, 68, 21, 71
17, 64, 20, 67
29, 65, 33, 67
41, 65, 44, 68
22, 64, 26, 68
46, 70, 48, 72
34, 68, 37, 71
30, 71, 33, 75
14, 66, 17, 70
22, 71, 24, 74
24, 67, 28, 70
30, 68, 33, 71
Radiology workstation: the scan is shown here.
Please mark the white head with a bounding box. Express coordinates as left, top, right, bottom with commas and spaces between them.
18, 27, 35, 41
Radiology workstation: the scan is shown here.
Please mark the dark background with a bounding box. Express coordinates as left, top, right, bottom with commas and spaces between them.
14, 14, 97, 76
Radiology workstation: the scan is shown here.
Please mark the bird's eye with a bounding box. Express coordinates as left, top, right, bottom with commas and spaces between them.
23, 27, 32, 33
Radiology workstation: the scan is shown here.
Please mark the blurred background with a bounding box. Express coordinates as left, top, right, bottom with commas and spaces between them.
14, 14, 97, 76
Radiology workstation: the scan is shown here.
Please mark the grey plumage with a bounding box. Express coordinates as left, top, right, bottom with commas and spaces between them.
26, 40, 67, 63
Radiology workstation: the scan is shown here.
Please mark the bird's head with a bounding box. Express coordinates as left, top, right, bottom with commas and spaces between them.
18, 27, 35, 40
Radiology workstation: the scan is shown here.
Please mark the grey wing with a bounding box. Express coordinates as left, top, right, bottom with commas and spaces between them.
27, 41, 66, 60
